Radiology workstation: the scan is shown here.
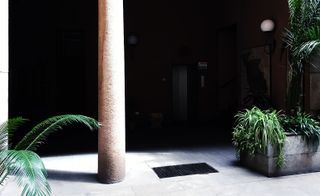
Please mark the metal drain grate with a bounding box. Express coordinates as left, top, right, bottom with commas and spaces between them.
152, 162, 218, 178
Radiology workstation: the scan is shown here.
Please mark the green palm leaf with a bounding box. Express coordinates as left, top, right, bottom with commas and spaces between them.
288, 0, 304, 25
0, 150, 51, 196
284, 0, 320, 110
15, 114, 100, 151
298, 40, 320, 58
0, 115, 99, 196
0, 117, 28, 150
0, 121, 8, 151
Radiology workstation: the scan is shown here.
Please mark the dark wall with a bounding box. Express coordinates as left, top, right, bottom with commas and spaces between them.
124, 0, 212, 124
125, 0, 289, 124
240, 0, 289, 109
9, 0, 289, 151
9, 0, 98, 154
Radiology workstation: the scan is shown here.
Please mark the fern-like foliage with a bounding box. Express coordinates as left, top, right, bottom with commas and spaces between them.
284, 0, 320, 111
15, 114, 101, 151
285, 0, 320, 68
0, 118, 50, 195
0, 114, 100, 196
288, 0, 304, 29
0, 150, 51, 196
0, 121, 8, 152
0, 117, 28, 150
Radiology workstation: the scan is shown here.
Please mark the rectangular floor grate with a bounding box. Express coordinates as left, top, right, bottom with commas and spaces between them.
152, 162, 218, 178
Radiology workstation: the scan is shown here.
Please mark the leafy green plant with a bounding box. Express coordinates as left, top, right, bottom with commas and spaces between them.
283, 0, 320, 111
0, 115, 100, 196
282, 112, 320, 145
232, 107, 286, 167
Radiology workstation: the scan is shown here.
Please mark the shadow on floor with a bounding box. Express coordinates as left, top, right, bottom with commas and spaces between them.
47, 170, 98, 183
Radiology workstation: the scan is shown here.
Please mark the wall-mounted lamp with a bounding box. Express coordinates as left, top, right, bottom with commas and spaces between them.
260, 19, 276, 53
126, 33, 139, 60
127, 34, 139, 46
260, 19, 275, 32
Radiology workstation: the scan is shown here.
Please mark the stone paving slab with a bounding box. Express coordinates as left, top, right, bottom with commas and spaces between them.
2, 146, 320, 196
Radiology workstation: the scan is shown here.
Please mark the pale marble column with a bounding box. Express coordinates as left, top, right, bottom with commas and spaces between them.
98, 0, 126, 183
0, 0, 8, 123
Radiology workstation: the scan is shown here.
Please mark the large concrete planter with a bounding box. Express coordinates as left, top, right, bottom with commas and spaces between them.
240, 134, 320, 177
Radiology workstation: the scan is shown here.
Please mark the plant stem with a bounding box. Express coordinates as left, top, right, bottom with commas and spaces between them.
287, 68, 304, 113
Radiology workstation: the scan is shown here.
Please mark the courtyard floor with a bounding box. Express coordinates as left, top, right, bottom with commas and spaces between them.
2, 145, 320, 196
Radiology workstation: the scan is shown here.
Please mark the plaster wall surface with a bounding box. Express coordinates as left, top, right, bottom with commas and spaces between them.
0, 73, 8, 123
0, 0, 8, 123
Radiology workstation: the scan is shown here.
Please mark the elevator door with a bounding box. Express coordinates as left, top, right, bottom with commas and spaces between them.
172, 65, 188, 121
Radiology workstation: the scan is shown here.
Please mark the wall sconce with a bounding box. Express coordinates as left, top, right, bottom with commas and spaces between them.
260, 19, 275, 32
127, 34, 139, 46
260, 19, 276, 53
126, 33, 139, 60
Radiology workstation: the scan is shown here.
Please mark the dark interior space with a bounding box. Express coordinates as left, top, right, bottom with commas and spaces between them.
9, 0, 98, 155
9, 0, 289, 154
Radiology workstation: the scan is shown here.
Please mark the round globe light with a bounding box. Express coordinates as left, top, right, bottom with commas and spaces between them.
127, 35, 138, 45
260, 19, 275, 32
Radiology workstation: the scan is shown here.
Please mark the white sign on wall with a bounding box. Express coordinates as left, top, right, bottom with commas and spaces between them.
0, 0, 8, 123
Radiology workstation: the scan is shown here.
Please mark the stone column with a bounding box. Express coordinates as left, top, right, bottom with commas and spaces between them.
0, 0, 8, 123
98, 0, 126, 183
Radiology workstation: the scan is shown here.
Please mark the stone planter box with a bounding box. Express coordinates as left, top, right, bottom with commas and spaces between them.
240, 134, 320, 177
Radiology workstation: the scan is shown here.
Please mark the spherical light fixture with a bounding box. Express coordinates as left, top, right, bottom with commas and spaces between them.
127, 34, 139, 46
260, 19, 275, 32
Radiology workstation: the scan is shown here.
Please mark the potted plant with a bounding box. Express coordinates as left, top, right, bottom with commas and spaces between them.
233, 107, 320, 176
232, 107, 287, 174
0, 114, 100, 196
232, 0, 320, 177
282, 111, 320, 144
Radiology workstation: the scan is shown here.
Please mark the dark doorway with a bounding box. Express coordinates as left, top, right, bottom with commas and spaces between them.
9, 0, 98, 155
125, 25, 239, 149
172, 64, 197, 124
172, 65, 189, 122
215, 24, 238, 139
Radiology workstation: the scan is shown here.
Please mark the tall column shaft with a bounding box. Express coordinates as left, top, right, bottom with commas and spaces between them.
0, 0, 8, 123
98, 0, 126, 183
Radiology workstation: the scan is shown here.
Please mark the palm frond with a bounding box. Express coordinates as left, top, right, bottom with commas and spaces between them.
285, 0, 320, 110
286, 0, 320, 64
0, 117, 28, 151
0, 155, 9, 185
283, 28, 295, 49
298, 40, 320, 59
304, 25, 320, 40
15, 114, 100, 151
292, 25, 320, 66
305, 0, 320, 25
0, 121, 8, 151
0, 150, 51, 196
288, 0, 304, 24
